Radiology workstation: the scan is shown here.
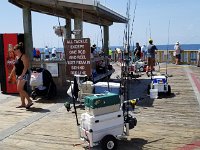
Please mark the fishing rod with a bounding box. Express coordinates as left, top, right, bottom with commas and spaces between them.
166, 20, 170, 77
124, 0, 131, 102
148, 20, 156, 79
129, 0, 137, 51
121, 0, 139, 129
149, 20, 152, 39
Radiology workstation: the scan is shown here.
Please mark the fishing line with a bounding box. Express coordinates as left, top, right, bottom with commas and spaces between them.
166, 20, 170, 76
149, 20, 152, 39
129, 0, 137, 49
123, 1, 129, 49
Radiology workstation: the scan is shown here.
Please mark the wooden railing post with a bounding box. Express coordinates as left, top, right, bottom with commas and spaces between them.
171, 51, 175, 63
187, 51, 191, 65
157, 51, 162, 63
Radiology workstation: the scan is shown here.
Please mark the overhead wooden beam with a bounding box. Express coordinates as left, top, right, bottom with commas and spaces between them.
9, 0, 127, 25
69, 8, 113, 26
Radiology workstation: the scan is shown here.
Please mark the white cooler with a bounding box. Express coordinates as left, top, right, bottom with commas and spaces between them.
152, 76, 168, 92
94, 82, 120, 94
80, 110, 124, 146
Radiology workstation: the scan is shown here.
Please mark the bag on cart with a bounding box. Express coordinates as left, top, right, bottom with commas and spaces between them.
30, 67, 57, 100
30, 71, 43, 87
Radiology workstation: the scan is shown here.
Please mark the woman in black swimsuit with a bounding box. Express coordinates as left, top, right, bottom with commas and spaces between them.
8, 42, 33, 109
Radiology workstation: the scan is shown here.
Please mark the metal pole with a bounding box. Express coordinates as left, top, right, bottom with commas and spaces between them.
166, 20, 170, 76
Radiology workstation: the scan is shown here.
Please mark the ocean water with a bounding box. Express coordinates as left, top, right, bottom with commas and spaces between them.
157, 44, 200, 50
38, 44, 200, 52
109, 44, 200, 51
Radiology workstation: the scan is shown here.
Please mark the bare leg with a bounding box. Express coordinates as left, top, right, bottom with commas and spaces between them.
16, 80, 26, 107
175, 57, 178, 65
17, 80, 33, 106
146, 57, 150, 76
19, 93, 26, 106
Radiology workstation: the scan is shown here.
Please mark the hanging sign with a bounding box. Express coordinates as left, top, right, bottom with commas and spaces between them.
64, 38, 91, 77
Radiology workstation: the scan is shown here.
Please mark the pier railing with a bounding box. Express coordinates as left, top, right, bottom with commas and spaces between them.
111, 50, 199, 65
156, 50, 199, 65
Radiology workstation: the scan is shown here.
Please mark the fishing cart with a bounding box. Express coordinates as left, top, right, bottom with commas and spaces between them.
65, 92, 139, 150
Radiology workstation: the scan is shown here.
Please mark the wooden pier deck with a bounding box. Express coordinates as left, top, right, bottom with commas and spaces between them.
0, 63, 199, 150
122, 63, 200, 150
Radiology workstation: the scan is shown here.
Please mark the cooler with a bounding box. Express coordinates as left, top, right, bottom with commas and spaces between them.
152, 76, 167, 84
84, 92, 120, 116
152, 76, 168, 92
94, 82, 120, 94
80, 110, 124, 145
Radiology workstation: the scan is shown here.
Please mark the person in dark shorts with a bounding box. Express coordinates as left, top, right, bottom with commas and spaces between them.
146, 39, 157, 76
8, 42, 33, 109
134, 42, 141, 61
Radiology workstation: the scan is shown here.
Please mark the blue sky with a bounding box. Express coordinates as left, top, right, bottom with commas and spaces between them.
1, 0, 200, 48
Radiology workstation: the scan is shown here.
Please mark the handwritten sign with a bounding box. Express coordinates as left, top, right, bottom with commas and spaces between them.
64, 38, 91, 76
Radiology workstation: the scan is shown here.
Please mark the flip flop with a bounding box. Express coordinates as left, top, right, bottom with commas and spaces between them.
26, 103, 33, 109
16, 105, 26, 108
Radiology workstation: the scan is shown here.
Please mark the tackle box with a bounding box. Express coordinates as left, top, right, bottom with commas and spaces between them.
94, 82, 120, 94
80, 110, 124, 145
84, 92, 120, 116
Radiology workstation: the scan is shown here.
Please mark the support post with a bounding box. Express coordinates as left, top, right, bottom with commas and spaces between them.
65, 18, 71, 39
103, 26, 109, 56
74, 18, 83, 39
187, 51, 191, 65
23, 7, 33, 64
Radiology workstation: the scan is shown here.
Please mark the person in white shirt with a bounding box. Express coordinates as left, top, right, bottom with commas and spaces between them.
52, 47, 57, 58
174, 41, 182, 65
141, 45, 147, 61
44, 46, 50, 59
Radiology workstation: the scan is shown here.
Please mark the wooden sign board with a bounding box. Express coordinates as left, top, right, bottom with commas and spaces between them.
64, 38, 91, 77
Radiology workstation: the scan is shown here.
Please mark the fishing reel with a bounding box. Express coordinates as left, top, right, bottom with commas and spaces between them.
122, 98, 143, 111
122, 98, 143, 130
124, 114, 137, 130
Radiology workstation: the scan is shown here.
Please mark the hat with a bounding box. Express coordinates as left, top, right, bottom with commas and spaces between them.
176, 41, 179, 45
149, 39, 153, 43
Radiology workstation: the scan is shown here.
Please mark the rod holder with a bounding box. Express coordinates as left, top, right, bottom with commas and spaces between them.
125, 123, 129, 136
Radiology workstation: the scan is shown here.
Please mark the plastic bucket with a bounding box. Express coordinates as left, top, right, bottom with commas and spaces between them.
150, 89, 158, 99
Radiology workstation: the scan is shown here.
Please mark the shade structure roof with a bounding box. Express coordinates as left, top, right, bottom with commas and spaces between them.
9, 0, 128, 26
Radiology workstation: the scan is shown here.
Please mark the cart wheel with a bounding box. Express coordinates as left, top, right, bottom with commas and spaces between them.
147, 84, 151, 95
139, 66, 144, 72
100, 135, 118, 150
167, 85, 171, 96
